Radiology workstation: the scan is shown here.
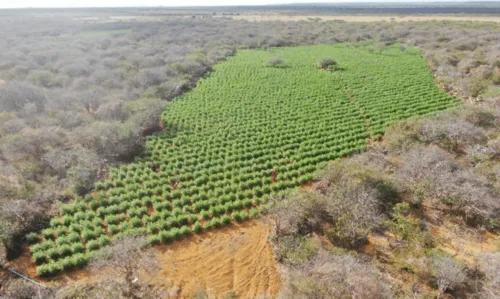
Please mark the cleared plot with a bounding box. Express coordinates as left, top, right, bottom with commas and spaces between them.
29, 44, 459, 276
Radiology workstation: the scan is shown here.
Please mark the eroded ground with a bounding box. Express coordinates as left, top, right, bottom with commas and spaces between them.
1, 220, 282, 298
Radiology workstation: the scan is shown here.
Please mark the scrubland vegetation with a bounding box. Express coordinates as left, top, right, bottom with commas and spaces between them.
0, 9, 500, 299
271, 104, 500, 298
23, 44, 459, 277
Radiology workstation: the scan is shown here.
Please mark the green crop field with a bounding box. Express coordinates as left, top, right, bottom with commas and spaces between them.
28, 44, 460, 276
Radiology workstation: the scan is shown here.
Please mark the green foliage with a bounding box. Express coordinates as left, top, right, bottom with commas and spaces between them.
192, 221, 203, 233
232, 211, 243, 222
72, 253, 89, 268
61, 257, 76, 270
33, 251, 49, 265
98, 235, 112, 247
179, 225, 191, 236
87, 240, 100, 251
249, 208, 259, 218
209, 217, 222, 229
81, 229, 97, 242
160, 230, 174, 244
37, 263, 62, 277
26, 232, 40, 244
221, 214, 232, 225
59, 244, 73, 257
71, 242, 85, 254
46, 248, 60, 260
42, 229, 56, 240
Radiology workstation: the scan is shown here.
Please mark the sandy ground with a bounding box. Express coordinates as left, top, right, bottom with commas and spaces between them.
156, 220, 282, 298
1, 220, 282, 298
228, 14, 500, 23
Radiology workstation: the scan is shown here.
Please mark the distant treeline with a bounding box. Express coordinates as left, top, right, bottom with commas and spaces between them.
260, 3, 500, 14
2, 3, 500, 15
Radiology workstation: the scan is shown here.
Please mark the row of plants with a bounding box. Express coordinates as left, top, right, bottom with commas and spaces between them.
30, 44, 459, 275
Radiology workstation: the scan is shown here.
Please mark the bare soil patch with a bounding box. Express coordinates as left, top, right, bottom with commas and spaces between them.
156, 220, 281, 298
1, 220, 282, 298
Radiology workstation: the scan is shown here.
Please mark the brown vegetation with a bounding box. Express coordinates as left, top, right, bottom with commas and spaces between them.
270, 102, 500, 298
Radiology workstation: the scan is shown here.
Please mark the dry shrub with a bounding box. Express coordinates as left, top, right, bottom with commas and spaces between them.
478, 253, 500, 299
0, 81, 46, 113
272, 161, 396, 248
271, 189, 326, 237
384, 119, 423, 152
56, 279, 123, 299
89, 236, 160, 299
397, 147, 500, 228
385, 110, 489, 154
278, 251, 393, 299
0, 195, 57, 258
431, 256, 466, 299
264, 57, 286, 68
272, 235, 319, 265
1, 278, 56, 299
419, 118, 487, 152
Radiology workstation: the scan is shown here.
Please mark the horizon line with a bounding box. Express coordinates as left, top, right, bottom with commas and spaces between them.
2, 1, 500, 10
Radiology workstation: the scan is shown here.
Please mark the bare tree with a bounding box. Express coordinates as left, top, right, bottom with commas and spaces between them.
89, 236, 160, 299
431, 256, 466, 299
478, 253, 500, 298
278, 250, 393, 299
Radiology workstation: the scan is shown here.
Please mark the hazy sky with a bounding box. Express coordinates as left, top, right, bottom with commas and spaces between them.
0, 0, 488, 9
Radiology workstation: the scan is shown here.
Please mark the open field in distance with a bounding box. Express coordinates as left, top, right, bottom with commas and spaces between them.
228, 14, 500, 23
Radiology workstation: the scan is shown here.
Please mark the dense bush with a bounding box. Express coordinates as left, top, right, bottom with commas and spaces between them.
316, 57, 338, 70
264, 57, 286, 68
272, 160, 395, 248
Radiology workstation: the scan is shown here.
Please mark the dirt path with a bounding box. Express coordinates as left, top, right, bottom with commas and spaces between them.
1, 220, 282, 298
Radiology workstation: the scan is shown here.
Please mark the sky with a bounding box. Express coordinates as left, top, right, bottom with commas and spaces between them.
0, 0, 490, 9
